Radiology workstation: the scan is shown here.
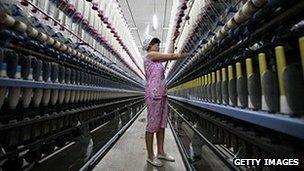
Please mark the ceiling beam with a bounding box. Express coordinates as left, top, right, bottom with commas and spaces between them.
125, 0, 143, 47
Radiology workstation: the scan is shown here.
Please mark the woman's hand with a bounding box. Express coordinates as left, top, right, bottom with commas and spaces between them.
176, 53, 191, 59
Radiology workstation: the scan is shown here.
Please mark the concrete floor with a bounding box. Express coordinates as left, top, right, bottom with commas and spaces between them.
93, 108, 186, 171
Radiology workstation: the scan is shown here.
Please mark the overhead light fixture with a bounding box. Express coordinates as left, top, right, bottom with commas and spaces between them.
153, 14, 157, 30
145, 24, 150, 35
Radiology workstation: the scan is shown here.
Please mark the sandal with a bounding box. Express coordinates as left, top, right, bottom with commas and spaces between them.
157, 153, 175, 162
146, 157, 163, 167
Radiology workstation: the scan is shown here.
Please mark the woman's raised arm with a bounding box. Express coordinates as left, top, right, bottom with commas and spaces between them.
147, 52, 189, 62
146, 52, 179, 62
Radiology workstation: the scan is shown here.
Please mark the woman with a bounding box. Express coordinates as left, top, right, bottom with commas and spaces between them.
142, 35, 189, 167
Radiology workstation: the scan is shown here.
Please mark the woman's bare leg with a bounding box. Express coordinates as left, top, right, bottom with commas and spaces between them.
156, 128, 165, 155
145, 132, 154, 160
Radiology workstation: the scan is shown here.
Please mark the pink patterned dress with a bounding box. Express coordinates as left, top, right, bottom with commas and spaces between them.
144, 56, 169, 133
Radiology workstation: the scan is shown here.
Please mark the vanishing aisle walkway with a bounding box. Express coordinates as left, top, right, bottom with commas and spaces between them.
93, 108, 186, 171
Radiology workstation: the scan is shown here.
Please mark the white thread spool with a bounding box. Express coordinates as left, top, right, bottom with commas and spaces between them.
42, 89, 51, 106
71, 49, 77, 56
227, 18, 237, 29
21, 68, 33, 108
211, 36, 217, 45
89, 90, 93, 102
55, 41, 62, 50
98, 91, 101, 100
50, 89, 58, 105
67, 47, 72, 54
208, 40, 214, 49
8, 65, 21, 109
37, 32, 48, 42
84, 90, 88, 102
42, 64, 51, 107
58, 89, 65, 104
50, 63, 59, 105
47, 37, 55, 46
0, 13, 15, 27
65, 89, 72, 106
33, 88, 43, 107
76, 52, 81, 58
13, 21, 27, 33
79, 90, 85, 102
58, 66, 66, 105
80, 78, 86, 101
220, 27, 228, 36
216, 30, 223, 40
0, 63, 8, 109
32, 59, 43, 107
60, 44, 67, 52
82, 54, 86, 60
53, 40, 60, 49
243, 0, 257, 17
75, 90, 81, 103
26, 27, 39, 38
79, 53, 83, 60
203, 44, 209, 51
223, 24, 230, 32
75, 81, 80, 103
234, 10, 247, 24
70, 89, 76, 103
95, 91, 98, 101
64, 88, 71, 104
90, 91, 94, 101
251, 0, 267, 8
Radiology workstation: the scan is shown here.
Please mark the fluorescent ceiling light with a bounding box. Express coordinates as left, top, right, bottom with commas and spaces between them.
152, 14, 157, 30
145, 24, 150, 35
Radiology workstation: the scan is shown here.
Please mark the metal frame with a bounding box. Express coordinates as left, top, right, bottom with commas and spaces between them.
169, 96, 304, 140
0, 77, 144, 93
168, 119, 195, 171
79, 105, 146, 171
167, 0, 304, 87
168, 104, 238, 171
0, 97, 143, 131
0, 38, 143, 88
0, 98, 145, 160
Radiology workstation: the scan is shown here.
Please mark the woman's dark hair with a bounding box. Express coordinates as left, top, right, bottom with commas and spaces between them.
147, 38, 161, 50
